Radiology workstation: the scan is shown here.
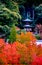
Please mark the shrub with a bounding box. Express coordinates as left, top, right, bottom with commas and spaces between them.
16, 32, 36, 44
31, 56, 42, 65
9, 25, 17, 43
0, 39, 20, 65
0, 32, 42, 65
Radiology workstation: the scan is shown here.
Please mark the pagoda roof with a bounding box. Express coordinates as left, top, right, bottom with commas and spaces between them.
23, 18, 33, 22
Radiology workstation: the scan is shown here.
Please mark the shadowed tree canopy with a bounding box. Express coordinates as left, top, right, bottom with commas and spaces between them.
26, 0, 42, 5
0, 0, 42, 6
12, 0, 42, 6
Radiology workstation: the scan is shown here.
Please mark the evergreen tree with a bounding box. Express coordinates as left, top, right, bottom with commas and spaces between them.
0, 1, 21, 39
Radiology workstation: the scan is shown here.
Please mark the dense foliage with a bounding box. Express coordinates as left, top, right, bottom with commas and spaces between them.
0, 0, 42, 38
0, 32, 42, 65
13, 0, 26, 4
9, 25, 17, 43
0, 0, 21, 38
0, 2, 21, 25
0, 2, 42, 65
12, 0, 42, 5
16, 32, 36, 43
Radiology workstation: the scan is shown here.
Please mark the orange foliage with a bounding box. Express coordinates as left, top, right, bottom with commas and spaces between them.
13, 42, 28, 64
0, 40, 20, 65
0, 38, 5, 47
0, 32, 42, 65
16, 32, 36, 44
36, 44, 42, 56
